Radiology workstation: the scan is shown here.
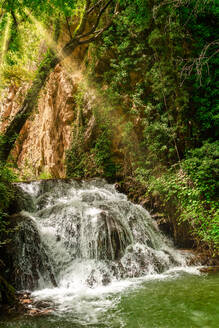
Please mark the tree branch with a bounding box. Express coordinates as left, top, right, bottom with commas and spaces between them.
78, 0, 113, 40
10, 10, 18, 27
61, 0, 118, 57
75, 0, 91, 36
78, 19, 114, 45
65, 16, 73, 39
87, 0, 104, 14
179, 40, 219, 86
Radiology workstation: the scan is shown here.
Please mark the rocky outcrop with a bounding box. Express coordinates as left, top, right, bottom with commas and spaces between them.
11, 65, 79, 178
0, 59, 88, 179
0, 84, 29, 134
5, 213, 57, 290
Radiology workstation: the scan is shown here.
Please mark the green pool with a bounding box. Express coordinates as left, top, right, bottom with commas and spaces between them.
1, 272, 219, 328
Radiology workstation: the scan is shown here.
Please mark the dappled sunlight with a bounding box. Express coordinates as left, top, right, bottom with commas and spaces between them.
25, 8, 85, 82
24, 9, 61, 55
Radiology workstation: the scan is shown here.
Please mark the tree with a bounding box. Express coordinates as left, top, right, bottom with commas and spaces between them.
0, 0, 119, 161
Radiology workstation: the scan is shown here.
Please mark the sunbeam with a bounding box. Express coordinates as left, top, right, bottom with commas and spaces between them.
24, 8, 61, 55
0, 15, 11, 65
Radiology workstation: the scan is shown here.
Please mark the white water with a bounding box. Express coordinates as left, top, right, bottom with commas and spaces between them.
14, 179, 200, 322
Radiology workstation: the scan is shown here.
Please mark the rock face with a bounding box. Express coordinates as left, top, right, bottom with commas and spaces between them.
0, 84, 29, 134
0, 62, 86, 178
6, 213, 57, 290
13, 65, 79, 178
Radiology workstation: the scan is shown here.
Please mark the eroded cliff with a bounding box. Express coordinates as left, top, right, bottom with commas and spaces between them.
0, 64, 84, 178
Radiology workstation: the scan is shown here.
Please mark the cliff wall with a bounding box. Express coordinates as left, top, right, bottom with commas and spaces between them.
0, 64, 83, 178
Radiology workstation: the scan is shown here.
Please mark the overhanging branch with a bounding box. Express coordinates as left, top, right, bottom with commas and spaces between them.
78, 0, 113, 40
87, 0, 104, 15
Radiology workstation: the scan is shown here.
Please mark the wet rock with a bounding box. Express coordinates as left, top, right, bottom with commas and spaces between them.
102, 273, 111, 286
28, 308, 53, 316
33, 300, 54, 309
8, 184, 36, 214
15, 291, 31, 299
86, 270, 97, 287
96, 210, 132, 261
6, 213, 57, 290
36, 192, 53, 209
22, 299, 32, 304
200, 266, 219, 273
14, 291, 54, 316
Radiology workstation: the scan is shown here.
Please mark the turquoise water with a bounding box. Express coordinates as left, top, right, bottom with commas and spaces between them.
1, 272, 219, 328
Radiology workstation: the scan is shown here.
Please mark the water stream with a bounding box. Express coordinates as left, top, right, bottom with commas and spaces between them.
2, 179, 218, 327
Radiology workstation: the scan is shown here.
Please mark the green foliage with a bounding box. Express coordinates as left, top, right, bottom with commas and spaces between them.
86, 0, 218, 252
66, 85, 118, 180
66, 117, 118, 180
38, 170, 52, 180
66, 127, 89, 178
145, 166, 219, 253
0, 13, 45, 90
134, 142, 219, 252
0, 0, 76, 18
0, 166, 15, 211
183, 141, 219, 201
92, 122, 118, 179
118, 0, 151, 28
0, 0, 78, 92
0, 171, 15, 247
0, 136, 16, 247
1, 64, 33, 87
66, 87, 92, 178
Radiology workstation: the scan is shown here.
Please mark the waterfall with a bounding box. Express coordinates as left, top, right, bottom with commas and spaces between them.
12, 178, 192, 315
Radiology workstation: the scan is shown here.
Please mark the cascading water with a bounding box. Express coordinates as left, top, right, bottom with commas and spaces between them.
12, 178, 198, 322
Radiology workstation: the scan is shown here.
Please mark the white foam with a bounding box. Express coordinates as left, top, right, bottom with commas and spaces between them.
15, 179, 202, 324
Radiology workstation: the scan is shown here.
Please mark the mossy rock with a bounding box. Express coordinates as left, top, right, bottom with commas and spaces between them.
0, 275, 16, 305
